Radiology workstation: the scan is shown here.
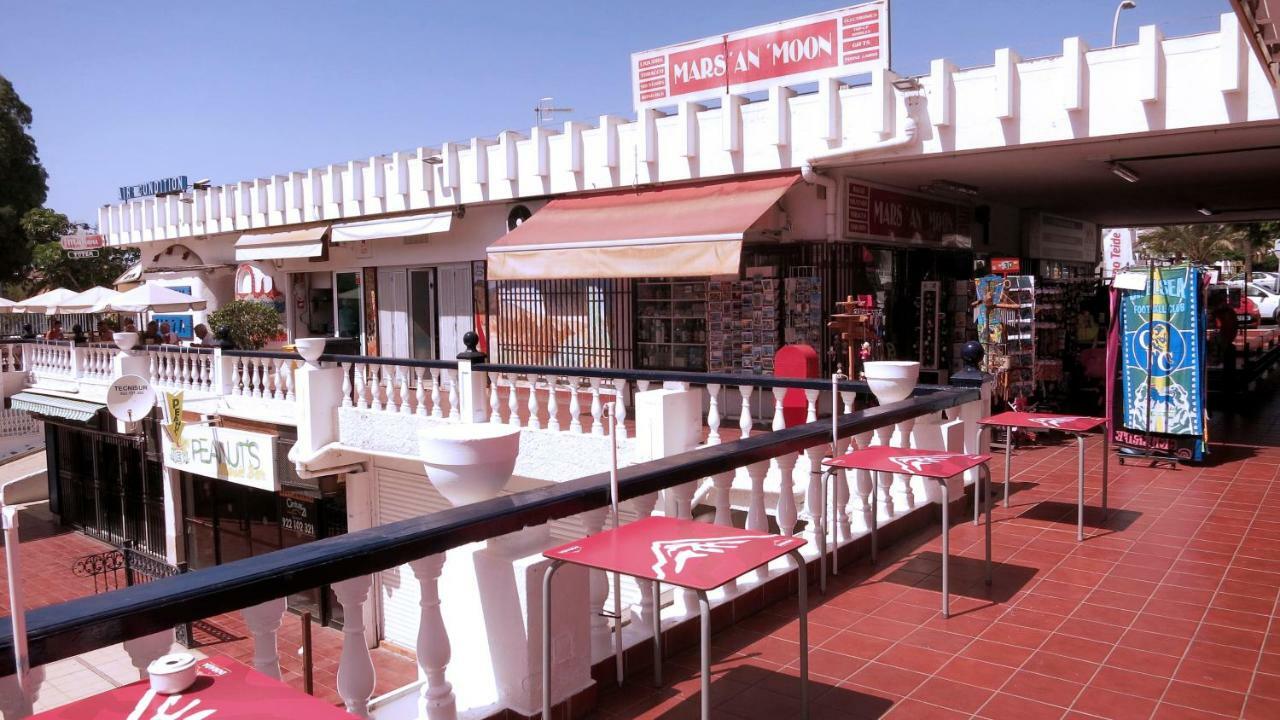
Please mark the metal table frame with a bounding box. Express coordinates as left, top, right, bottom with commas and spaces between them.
977, 417, 1109, 541
541, 548, 809, 720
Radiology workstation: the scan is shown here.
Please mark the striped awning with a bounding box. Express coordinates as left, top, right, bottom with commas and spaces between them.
9, 392, 104, 423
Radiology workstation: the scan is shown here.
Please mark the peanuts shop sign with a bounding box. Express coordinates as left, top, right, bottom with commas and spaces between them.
631, 1, 889, 109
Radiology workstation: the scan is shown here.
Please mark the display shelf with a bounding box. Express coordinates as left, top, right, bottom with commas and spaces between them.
635, 279, 709, 372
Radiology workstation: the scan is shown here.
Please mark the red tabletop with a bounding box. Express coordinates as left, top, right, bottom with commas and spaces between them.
30, 655, 356, 719
980, 411, 1105, 433
822, 446, 990, 478
544, 516, 805, 591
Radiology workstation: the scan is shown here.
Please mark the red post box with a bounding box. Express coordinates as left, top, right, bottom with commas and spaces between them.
774, 344, 820, 427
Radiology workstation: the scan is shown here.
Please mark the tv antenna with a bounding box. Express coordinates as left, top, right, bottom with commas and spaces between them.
534, 97, 572, 127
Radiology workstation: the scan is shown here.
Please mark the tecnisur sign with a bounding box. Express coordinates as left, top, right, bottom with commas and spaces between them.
162, 425, 278, 492
119, 176, 189, 202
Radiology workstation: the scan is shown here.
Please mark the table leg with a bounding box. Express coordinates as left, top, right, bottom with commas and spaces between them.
651, 580, 662, 688
818, 470, 828, 594
984, 464, 992, 586
1077, 434, 1086, 542
870, 472, 878, 566
826, 469, 836, 581
1101, 430, 1110, 519
541, 559, 564, 720
1004, 425, 1013, 508
974, 426, 986, 526
698, 590, 711, 720
789, 549, 809, 720
940, 479, 950, 619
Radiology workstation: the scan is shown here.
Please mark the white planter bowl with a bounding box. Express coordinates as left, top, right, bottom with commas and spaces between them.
863, 361, 921, 405
113, 332, 139, 352
294, 337, 327, 365
147, 653, 197, 694
418, 424, 521, 506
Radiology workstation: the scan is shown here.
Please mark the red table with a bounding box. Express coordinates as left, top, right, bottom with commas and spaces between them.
978, 411, 1109, 541
823, 446, 992, 618
541, 516, 808, 720
30, 655, 355, 719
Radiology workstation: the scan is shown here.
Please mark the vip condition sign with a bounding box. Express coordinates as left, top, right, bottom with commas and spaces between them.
163, 425, 278, 492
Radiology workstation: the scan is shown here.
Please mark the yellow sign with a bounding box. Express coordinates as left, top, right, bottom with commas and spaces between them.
163, 391, 184, 445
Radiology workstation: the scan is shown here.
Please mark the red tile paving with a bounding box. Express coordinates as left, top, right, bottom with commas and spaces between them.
595, 406, 1280, 719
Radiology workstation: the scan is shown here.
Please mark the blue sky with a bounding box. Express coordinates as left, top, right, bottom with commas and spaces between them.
2, 0, 1229, 223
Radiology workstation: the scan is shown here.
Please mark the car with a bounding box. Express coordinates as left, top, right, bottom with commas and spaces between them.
1249, 272, 1280, 293
1225, 280, 1280, 323
1211, 284, 1261, 328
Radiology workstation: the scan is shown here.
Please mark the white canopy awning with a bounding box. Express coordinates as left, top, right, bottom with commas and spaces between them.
235, 225, 329, 261
331, 211, 452, 243
91, 284, 207, 313
12, 288, 80, 315
52, 286, 121, 314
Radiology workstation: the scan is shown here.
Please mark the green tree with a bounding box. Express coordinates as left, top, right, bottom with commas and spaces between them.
207, 300, 282, 350
19, 208, 138, 293
0, 74, 48, 278
1135, 224, 1245, 264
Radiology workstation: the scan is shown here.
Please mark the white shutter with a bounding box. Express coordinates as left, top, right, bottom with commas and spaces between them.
436, 264, 474, 360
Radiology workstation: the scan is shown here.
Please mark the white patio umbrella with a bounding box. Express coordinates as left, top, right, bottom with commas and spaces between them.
49, 286, 121, 314
11, 288, 78, 315
90, 283, 207, 313
0, 299, 15, 311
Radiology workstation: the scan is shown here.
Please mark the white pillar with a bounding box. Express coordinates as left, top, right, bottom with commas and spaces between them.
409, 555, 456, 720
333, 575, 376, 718
241, 597, 288, 679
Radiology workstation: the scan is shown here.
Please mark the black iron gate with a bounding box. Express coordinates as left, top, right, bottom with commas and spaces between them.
70, 543, 194, 646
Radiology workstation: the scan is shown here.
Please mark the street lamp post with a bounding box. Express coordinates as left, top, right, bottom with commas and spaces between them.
1112, 0, 1137, 46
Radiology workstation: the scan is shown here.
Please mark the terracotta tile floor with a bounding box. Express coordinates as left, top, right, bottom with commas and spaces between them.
596, 408, 1280, 718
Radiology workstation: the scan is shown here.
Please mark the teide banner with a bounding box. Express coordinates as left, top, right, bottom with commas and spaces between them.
163, 425, 279, 492
631, 2, 889, 109
1120, 265, 1205, 438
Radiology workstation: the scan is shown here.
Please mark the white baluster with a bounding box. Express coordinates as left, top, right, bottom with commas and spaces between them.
892, 413, 918, 512
355, 363, 368, 409
802, 388, 823, 525
526, 375, 542, 430
770, 388, 798, 536
739, 386, 770, 537
284, 360, 295, 401
628, 492, 662, 628
399, 367, 412, 414
232, 357, 244, 397
241, 597, 287, 679
333, 575, 376, 718
253, 358, 266, 398
612, 379, 628, 439
373, 365, 386, 412
270, 359, 283, 400
446, 370, 459, 421
871, 425, 896, 519
507, 374, 521, 427
568, 378, 583, 433
706, 383, 722, 444
430, 368, 444, 418
637, 379, 651, 393
148, 352, 158, 384
342, 363, 354, 407
415, 367, 428, 416
545, 376, 560, 432
488, 372, 502, 423
580, 508, 611, 658
589, 378, 604, 435
123, 629, 174, 681
382, 365, 395, 413
409, 555, 457, 720
850, 430, 873, 534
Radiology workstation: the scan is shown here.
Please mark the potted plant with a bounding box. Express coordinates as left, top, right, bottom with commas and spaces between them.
206, 300, 282, 351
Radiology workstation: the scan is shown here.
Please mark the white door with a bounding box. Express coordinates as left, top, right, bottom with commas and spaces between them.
436, 264, 474, 360
376, 268, 410, 358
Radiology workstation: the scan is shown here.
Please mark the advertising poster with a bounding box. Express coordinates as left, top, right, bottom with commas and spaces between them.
1120, 265, 1204, 437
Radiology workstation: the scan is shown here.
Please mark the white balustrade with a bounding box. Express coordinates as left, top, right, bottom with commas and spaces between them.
242, 597, 287, 679
333, 575, 376, 718
410, 555, 457, 720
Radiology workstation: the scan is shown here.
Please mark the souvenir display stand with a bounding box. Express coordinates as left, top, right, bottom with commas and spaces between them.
973, 274, 1036, 403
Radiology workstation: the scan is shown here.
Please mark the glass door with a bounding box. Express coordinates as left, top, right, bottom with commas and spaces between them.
409, 268, 437, 360
334, 271, 364, 346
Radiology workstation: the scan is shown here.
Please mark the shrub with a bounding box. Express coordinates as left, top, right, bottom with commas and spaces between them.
207, 300, 281, 350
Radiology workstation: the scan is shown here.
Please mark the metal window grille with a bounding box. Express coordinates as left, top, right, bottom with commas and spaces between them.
493, 279, 633, 369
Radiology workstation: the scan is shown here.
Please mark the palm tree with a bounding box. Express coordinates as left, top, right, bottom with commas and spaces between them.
1135, 224, 1245, 264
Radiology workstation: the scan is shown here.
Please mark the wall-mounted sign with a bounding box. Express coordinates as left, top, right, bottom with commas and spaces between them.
1027, 213, 1096, 262
992, 257, 1021, 274
163, 425, 278, 492
631, 1, 889, 109
66, 249, 99, 259
60, 228, 105, 251
845, 179, 972, 248
119, 176, 189, 202
1102, 228, 1136, 278
918, 281, 940, 370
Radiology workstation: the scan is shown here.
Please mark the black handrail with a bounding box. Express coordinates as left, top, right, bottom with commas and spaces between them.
318, 353, 459, 369
148, 344, 216, 356
0, 385, 977, 675
222, 349, 304, 361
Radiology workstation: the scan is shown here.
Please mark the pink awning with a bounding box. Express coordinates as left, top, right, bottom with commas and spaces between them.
486, 172, 798, 280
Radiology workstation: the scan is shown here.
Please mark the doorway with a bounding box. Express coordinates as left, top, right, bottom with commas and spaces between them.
334, 271, 364, 346
409, 268, 437, 360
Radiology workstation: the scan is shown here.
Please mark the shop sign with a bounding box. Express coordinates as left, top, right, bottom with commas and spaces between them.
991, 257, 1020, 274
844, 179, 972, 248
118, 175, 189, 201
919, 281, 940, 370
631, 1, 889, 109
163, 425, 278, 492
60, 227, 105, 251
281, 494, 316, 538
1102, 227, 1136, 278
66, 249, 99, 259
1029, 213, 1095, 262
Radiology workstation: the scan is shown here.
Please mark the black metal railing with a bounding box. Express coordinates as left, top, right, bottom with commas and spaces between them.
0, 384, 977, 676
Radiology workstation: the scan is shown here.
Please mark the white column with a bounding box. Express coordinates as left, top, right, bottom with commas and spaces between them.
409, 555, 456, 720
333, 575, 376, 718
241, 597, 288, 679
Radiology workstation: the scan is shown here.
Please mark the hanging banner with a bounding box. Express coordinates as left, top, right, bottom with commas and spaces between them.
631, 1, 889, 109
1102, 228, 1136, 279
1120, 266, 1204, 437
